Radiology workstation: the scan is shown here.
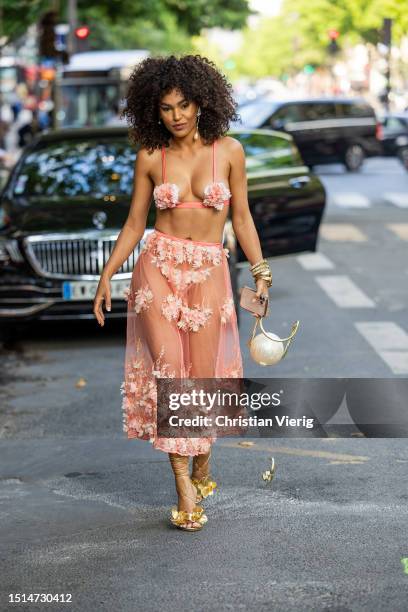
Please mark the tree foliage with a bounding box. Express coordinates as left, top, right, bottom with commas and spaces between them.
234, 0, 408, 79
0, 0, 50, 49
0, 0, 251, 53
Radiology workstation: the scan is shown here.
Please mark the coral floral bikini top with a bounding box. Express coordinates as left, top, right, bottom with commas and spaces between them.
153, 139, 231, 211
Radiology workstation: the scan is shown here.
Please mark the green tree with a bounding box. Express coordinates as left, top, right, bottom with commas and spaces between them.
0, 0, 252, 53
0, 0, 50, 50
234, 0, 408, 79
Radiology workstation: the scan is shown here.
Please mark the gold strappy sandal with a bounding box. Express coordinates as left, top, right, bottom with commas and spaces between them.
191, 449, 217, 503
169, 454, 208, 532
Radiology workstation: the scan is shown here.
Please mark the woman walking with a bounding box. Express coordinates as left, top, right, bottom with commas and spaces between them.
93, 55, 272, 532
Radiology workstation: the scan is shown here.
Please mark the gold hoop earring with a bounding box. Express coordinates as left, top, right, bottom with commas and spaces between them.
193, 108, 201, 141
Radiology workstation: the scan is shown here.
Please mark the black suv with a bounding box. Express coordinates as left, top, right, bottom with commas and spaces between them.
377, 112, 408, 170
236, 97, 382, 171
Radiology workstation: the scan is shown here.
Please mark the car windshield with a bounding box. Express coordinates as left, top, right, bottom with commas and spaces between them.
13, 138, 136, 198
235, 99, 279, 128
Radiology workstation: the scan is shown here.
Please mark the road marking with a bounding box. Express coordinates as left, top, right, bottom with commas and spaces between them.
355, 322, 408, 374
218, 440, 369, 461
296, 253, 335, 270
387, 223, 408, 240
384, 192, 408, 208
320, 223, 367, 242
331, 193, 370, 208
315, 275, 376, 308
329, 460, 367, 464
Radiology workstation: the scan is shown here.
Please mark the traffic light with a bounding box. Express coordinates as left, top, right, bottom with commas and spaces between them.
327, 29, 340, 56
74, 25, 90, 52
38, 11, 58, 59
75, 26, 90, 40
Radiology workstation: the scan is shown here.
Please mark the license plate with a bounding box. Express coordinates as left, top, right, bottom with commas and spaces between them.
62, 279, 130, 301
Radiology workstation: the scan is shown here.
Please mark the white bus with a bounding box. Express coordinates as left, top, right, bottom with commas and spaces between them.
55, 49, 150, 128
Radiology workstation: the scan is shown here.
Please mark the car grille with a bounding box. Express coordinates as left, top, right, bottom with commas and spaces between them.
23, 231, 149, 280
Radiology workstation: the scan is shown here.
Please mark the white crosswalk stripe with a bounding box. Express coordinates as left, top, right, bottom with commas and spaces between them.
327, 191, 408, 209
355, 322, 408, 374
330, 193, 371, 208
315, 275, 376, 308
386, 224, 408, 240
320, 223, 368, 242
383, 192, 408, 208
296, 253, 335, 270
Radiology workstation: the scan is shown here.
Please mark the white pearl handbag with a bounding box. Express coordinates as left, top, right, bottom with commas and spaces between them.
247, 315, 300, 366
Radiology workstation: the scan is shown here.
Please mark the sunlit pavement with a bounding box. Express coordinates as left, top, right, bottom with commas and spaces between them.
1, 155, 408, 611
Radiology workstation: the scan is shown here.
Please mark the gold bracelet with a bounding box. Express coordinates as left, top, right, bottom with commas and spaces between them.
251, 262, 272, 275
251, 258, 269, 269
250, 258, 267, 270
253, 271, 272, 280
250, 261, 268, 273
250, 263, 268, 274
251, 266, 270, 278
253, 270, 272, 286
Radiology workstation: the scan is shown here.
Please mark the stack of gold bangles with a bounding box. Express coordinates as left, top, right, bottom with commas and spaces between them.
250, 258, 272, 287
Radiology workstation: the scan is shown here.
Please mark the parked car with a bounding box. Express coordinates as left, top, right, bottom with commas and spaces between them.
377, 112, 408, 171
398, 146, 408, 171
235, 97, 382, 172
0, 127, 326, 331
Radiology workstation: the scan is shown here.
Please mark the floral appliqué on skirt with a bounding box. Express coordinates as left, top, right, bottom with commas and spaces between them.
120, 228, 243, 456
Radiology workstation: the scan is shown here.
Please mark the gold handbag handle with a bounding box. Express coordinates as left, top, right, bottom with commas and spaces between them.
247, 316, 300, 360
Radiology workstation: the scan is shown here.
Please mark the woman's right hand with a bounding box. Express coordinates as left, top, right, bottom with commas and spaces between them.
252, 278, 270, 318
93, 274, 112, 327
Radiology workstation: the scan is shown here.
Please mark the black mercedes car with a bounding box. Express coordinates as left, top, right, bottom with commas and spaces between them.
377, 112, 408, 171
0, 127, 326, 329
235, 97, 382, 171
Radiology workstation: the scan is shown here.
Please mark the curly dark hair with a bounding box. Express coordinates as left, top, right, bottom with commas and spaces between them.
122, 54, 239, 151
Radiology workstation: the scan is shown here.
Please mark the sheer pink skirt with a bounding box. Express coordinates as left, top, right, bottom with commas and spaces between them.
120, 227, 244, 456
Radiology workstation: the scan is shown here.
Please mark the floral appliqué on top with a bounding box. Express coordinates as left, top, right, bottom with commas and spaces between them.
153, 183, 179, 210
153, 140, 231, 211
202, 182, 231, 211
153, 181, 231, 211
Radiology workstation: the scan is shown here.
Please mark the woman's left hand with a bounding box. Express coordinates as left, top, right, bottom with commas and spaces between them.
253, 278, 270, 318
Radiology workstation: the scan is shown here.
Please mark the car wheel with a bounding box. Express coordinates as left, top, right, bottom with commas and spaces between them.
344, 143, 365, 171
397, 146, 408, 171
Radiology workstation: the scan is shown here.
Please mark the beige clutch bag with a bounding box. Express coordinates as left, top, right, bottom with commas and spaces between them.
239, 286, 268, 317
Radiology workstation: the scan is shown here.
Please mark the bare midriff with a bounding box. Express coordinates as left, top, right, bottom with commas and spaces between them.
154, 206, 230, 242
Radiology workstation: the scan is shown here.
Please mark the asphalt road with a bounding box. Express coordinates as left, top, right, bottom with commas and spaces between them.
1, 156, 408, 611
